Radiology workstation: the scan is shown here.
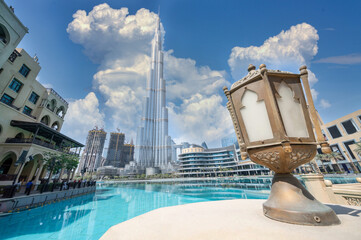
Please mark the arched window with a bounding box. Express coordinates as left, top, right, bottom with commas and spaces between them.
0, 158, 13, 174
15, 132, 24, 139
240, 89, 273, 142
46, 99, 57, 112
0, 24, 9, 44
56, 106, 65, 118
40, 115, 50, 126
51, 122, 59, 131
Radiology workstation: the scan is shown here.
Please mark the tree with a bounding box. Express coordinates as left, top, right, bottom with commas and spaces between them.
316, 152, 343, 173
42, 152, 61, 183
61, 153, 79, 181
354, 141, 361, 156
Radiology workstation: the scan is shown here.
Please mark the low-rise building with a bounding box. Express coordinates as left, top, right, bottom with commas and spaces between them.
0, 48, 83, 185
0, 1, 28, 68
317, 109, 361, 173
97, 166, 119, 179
177, 144, 269, 178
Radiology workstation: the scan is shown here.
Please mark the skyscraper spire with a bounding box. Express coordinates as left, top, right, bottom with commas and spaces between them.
135, 16, 172, 168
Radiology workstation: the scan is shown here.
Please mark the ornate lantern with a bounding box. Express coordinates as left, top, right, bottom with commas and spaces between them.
223, 64, 340, 226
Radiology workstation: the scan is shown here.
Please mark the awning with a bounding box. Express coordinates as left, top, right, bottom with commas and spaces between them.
10, 120, 84, 148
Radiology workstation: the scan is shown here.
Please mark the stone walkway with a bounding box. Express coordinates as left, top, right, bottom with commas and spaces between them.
101, 199, 361, 240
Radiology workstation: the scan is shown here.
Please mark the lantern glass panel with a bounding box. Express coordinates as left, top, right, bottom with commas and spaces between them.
276, 82, 309, 138
240, 90, 274, 142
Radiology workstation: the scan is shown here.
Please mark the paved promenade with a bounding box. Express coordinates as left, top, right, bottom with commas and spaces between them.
101, 199, 361, 240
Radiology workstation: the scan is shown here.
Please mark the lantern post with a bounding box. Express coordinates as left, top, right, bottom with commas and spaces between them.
223, 64, 340, 226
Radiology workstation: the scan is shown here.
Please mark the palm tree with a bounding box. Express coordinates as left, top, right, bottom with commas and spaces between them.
354, 141, 361, 156
310, 159, 322, 174
316, 152, 343, 173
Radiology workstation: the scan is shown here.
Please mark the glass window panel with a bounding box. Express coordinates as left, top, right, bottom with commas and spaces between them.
341, 120, 358, 135
344, 141, 356, 159
327, 126, 342, 139
9, 78, 22, 93
276, 82, 309, 138
240, 90, 273, 142
19, 64, 30, 77
23, 106, 32, 115
28, 92, 39, 104
0, 94, 14, 105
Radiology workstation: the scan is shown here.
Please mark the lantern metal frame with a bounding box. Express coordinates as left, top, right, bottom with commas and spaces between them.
224, 64, 340, 226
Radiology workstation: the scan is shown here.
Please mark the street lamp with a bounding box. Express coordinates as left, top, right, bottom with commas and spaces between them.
223, 64, 340, 226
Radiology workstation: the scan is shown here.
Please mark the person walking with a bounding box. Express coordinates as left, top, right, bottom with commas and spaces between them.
25, 179, 33, 195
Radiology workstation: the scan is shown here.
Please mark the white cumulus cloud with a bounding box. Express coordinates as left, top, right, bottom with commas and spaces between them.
319, 99, 331, 109
62, 92, 105, 142
169, 94, 233, 145
67, 4, 232, 147
228, 23, 329, 110
228, 23, 319, 79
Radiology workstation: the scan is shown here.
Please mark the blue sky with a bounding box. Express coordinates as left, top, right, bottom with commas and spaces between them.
6, 0, 361, 147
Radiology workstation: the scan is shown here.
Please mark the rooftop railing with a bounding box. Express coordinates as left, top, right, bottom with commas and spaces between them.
46, 88, 68, 106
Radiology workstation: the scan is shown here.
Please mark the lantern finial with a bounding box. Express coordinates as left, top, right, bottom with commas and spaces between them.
299, 65, 307, 75
259, 64, 267, 74
247, 64, 256, 72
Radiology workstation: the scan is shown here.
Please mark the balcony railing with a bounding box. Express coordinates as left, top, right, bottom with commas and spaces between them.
0, 100, 20, 111
5, 138, 79, 155
0, 174, 16, 181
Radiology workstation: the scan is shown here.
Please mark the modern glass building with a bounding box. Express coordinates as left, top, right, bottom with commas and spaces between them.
177, 144, 269, 177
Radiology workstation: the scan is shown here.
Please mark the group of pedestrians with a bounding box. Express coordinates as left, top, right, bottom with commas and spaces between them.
13, 177, 34, 195
10, 178, 96, 197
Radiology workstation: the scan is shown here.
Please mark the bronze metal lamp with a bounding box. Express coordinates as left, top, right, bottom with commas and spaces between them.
223, 64, 340, 226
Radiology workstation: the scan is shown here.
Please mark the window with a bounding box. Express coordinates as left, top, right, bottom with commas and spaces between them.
330, 144, 346, 160
28, 92, 39, 104
341, 119, 358, 135
344, 140, 356, 159
0, 25, 8, 44
358, 115, 361, 123
23, 106, 32, 116
327, 125, 342, 139
0, 94, 14, 105
9, 78, 23, 93
321, 129, 328, 141
19, 64, 30, 77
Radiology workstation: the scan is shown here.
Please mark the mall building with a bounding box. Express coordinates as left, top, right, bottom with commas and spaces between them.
316, 109, 361, 173
177, 144, 269, 178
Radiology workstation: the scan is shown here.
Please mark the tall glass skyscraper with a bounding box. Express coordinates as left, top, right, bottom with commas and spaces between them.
135, 17, 172, 168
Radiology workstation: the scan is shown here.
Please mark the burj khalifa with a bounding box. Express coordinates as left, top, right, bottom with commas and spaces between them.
134, 17, 172, 168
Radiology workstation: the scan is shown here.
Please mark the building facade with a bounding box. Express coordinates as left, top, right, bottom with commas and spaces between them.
78, 128, 106, 173
317, 109, 361, 173
135, 17, 172, 168
0, 48, 83, 185
104, 132, 134, 168
0, 1, 28, 69
177, 144, 269, 177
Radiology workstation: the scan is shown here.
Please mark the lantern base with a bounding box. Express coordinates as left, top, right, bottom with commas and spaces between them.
263, 173, 340, 226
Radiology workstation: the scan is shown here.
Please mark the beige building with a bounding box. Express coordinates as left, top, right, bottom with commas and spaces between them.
0, 1, 28, 68
0, 48, 83, 185
317, 109, 361, 173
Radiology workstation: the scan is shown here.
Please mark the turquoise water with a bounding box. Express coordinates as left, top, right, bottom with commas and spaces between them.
0, 182, 268, 240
